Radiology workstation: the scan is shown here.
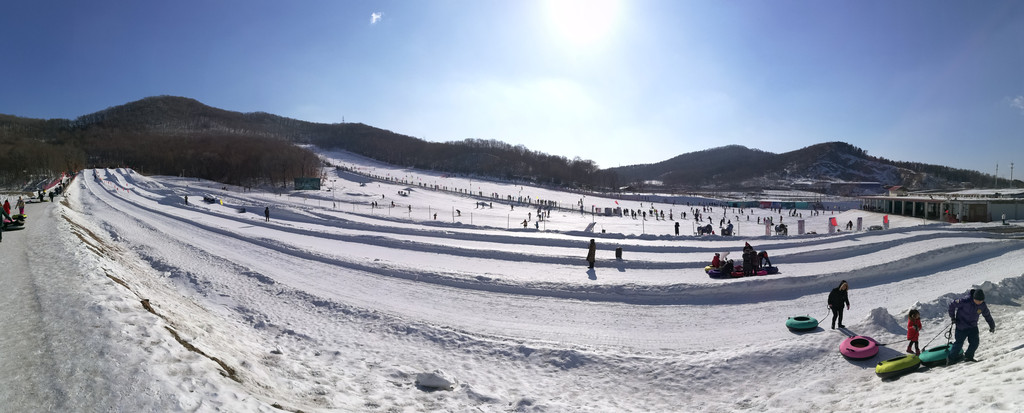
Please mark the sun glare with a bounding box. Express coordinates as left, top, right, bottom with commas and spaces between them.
545, 0, 621, 48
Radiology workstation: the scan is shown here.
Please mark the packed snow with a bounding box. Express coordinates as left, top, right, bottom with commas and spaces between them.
2, 148, 1023, 412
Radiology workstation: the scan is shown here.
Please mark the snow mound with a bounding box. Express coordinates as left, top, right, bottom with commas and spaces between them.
415, 370, 456, 390
974, 279, 1022, 306
910, 273, 1024, 321
866, 307, 904, 336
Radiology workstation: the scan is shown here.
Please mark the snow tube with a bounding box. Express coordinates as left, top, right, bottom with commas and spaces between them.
785, 316, 818, 331
705, 266, 773, 279
875, 354, 920, 379
840, 336, 879, 360
919, 344, 963, 367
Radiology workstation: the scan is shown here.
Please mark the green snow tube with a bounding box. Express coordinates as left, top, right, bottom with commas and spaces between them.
875, 354, 920, 379
785, 316, 818, 331
919, 344, 963, 367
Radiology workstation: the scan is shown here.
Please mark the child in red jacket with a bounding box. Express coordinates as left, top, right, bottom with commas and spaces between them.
906, 309, 922, 354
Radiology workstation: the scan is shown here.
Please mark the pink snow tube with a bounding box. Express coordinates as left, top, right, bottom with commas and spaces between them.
840, 336, 879, 360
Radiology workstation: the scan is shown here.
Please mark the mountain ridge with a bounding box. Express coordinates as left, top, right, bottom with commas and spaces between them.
1, 96, 1007, 191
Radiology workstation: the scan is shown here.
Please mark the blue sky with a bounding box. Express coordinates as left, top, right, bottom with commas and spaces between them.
2, 1, 1023, 178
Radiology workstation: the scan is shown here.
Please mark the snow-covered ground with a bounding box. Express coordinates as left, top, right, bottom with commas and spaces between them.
2, 148, 1023, 412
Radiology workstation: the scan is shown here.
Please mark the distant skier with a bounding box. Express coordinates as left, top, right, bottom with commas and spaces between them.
586, 239, 596, 269
264, 207, 270, 222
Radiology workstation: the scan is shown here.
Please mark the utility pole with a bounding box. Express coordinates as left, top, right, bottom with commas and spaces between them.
1011, 163, 1015, 188
995, 164, 999, 188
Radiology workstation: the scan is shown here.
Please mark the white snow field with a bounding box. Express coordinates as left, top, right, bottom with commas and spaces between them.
2, 148, 1023, 412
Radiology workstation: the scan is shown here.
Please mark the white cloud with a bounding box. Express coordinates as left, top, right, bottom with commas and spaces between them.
370, 12, 382, 25
1011, 96, 1024, 114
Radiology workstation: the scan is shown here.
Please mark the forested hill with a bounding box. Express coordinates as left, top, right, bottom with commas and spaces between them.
1, 96, 1006, 191
609, 142, 1000, 191
0, 96, 616, 189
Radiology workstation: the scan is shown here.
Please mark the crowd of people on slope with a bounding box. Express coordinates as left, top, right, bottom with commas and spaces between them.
2, 196, 32, 238
2, 173, 77, 242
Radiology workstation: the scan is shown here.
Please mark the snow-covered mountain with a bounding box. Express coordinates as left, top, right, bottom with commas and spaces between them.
3, 97, 1003, 192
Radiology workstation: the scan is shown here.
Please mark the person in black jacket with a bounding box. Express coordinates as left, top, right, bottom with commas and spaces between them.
741, 242, 756, 276
586, 239, 596, 269
828, 280, 850, 329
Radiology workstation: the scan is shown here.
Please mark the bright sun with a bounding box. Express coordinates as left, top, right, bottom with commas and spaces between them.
544, 0, 621, 48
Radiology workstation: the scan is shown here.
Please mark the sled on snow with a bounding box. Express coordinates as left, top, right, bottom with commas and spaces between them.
785, 315, 819, 332
918, 344, 963, 367
2, 219, 25, 230
840, 336, 879, 360
875, 354, 920, 379
705, 265, 779, 279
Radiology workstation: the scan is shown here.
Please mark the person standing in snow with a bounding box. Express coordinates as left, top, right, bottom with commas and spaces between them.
947, 289, 996, 364
742, 242, 754, 255
906, 309, 922, 355
586, 239, 596, 269
264, 207, 270, 222
741, 242, 756, 276
828, 280, 850, 329
0, 205, 10, 243
16, 196, 25, 215
758, 250, 771, 269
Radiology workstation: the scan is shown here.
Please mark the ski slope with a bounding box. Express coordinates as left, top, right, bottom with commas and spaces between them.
3, 150, 1023, 412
